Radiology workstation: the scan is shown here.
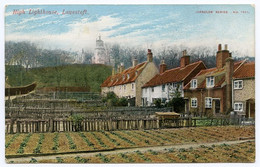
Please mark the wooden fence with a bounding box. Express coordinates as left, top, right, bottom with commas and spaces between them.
5, 117, 253, 134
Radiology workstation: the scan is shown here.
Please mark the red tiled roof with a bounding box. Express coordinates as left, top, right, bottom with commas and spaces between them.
184, 60, 245, 90
233, 62, 255, 79
101, 62, 147, 87
142, 61, 204, 88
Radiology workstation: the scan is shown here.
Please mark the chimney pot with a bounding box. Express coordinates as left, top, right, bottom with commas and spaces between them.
218, 44, 222, 51
224, 44, 228, 50
133, 57, 138, 67
183, 50, 187, 56
147, 49, 153, 62
160, 58, 167, 74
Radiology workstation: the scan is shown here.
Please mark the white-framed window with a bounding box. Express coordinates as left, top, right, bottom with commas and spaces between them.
206, 76, 214, 88
234, 80, 243, 89
234, 102, 243, 112
162, 85, 165, 92
191, 79, 197, 89
191, 98, 197, 108
152, 87, 154, 92
205, 97, 212, 108
127, 74, 130, 80
132, 83, 134, 90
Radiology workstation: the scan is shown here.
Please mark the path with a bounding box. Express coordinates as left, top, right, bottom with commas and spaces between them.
6, 139, 254, 163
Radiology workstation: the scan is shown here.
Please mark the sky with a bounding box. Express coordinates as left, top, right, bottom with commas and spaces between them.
5, 5, 255, 56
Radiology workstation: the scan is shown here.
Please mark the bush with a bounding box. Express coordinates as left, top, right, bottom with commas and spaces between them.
68, 114, 84, 131
117, 97, 128, 106
167, 97, 185, 113
153, 99, 162, 108
103, 91, 128, 106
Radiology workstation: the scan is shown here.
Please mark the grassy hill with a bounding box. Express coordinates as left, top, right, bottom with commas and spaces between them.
5, 64, 112, 93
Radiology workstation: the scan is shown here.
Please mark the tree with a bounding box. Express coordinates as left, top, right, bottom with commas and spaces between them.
167, 85, 185, 113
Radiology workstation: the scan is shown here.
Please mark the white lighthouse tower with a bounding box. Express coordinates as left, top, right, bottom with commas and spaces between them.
92, 35, 109, 64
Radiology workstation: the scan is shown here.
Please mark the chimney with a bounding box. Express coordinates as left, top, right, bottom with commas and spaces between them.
159, 58, 167, 74
120, 63, 125, 73
225, 57, 234, 113
147, 49, 153, 62
112, 67, 116, 76
133, 57, 138, 67
216, 44, 231, 69
224, 44, 228, 50
117, 65, 120, 73
180, 50, 190, 68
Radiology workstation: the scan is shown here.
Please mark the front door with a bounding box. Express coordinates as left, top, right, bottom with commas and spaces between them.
215, 99, 220, 114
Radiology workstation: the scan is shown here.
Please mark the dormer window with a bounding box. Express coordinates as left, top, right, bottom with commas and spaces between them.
127, 74, 130, 80
135, 71, 138, 76
122, 75, 125, 81
206, 76, 214, 88
191, 79, 197, 89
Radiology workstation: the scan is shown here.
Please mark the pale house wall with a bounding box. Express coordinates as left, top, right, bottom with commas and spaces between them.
233, 78, 255, 114
136, 62, 159, 106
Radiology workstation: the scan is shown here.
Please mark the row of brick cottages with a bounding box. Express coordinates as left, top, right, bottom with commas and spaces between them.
101, 44, 255, 118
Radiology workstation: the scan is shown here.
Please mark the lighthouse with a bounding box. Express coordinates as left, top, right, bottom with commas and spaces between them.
92, 35, 110, 64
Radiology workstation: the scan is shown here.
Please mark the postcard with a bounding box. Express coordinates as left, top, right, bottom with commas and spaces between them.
3, 2, 256, 165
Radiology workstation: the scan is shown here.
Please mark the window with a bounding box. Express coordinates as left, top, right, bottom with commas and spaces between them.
124, 85, 126, 90
191, 79, 197, 89
122, 75, 125, 81
132, 83, 134, 90
135, 71, 138, 76
206, 76, 214, 88
234, 102, 243, 112
205, 97, 212, 108
162, 85, 165, 92
234, 80, 243, 89
152, 87, 154, 92
127, 74, 130, 80
191, 98, 197, 108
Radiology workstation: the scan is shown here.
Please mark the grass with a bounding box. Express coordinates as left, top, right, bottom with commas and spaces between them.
6, 64, 112, 92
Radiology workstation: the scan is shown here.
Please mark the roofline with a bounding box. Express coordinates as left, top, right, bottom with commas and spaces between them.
182, 61, 205, 82
233, 59, 247, 73
233, 76, 255, 80
142, 61, 204, 88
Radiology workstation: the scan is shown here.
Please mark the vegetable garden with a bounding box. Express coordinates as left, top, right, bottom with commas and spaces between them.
6, 126, 254, 159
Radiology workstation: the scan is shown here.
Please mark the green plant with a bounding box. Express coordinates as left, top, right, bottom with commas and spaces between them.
33, 134, 45, 153
68, 114, 84, 131
168, 148, 175, 153
29, 158, 38, 163
135, 150, 151, 162
110, 131, 135, 145
148, 149, 158, 155
96, 153, 110, 163
56, 157, 63, 163
90, 132, 107, 148
5, 133, 20, 148
17, 133, 32, 154
153, 99, 162, 108
78, 132, 94, 147
118, 153, 135, 163
65, 133, 77, 149
75, 156, 89, 163
100, 131, 120, 146
52, 133, 59, 151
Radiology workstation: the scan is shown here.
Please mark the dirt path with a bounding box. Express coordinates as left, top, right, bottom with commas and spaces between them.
6, 139, 254, 163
